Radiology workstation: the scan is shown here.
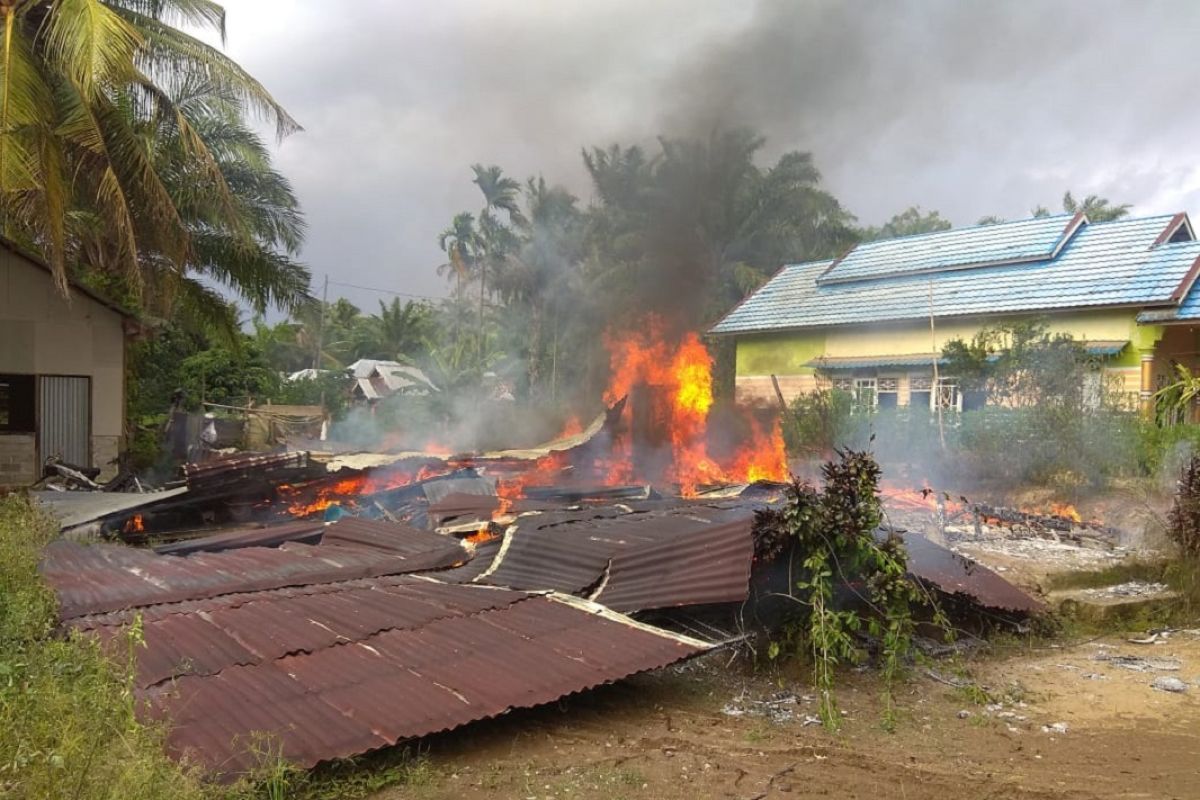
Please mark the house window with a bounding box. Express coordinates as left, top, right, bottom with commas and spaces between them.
0, 374, 35, 433
830, 376, 878, 412
878, 377, 899, 410
909, 375, 932, 410
853, 377, 877, 412
934, 377, 962, 412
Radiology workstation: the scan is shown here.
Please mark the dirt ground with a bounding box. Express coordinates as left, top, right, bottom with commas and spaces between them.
374, 632, 1200, 800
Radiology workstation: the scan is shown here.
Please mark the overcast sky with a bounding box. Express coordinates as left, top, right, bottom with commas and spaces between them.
213, 0, 1200, 312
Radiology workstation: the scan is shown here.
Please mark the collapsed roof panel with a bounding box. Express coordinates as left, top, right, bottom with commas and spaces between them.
153, 520, 326, 556
77, 583, 706, 777
42, 519, 466, 619
475, 503, 756, 611
896, 531, 1044, 614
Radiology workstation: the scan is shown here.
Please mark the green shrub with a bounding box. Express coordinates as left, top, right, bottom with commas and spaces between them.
0, 495, 210, 800
1168, 456, 1200, 558
782, 389, 854, 457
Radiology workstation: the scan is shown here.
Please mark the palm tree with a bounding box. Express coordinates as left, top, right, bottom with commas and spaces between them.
0, 0, 307, 331
437, 211, 478, 298
470, 163, 523, 357
371, 298, 432, 361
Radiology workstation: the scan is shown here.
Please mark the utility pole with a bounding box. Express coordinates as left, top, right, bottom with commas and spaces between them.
313, 274, 328, 371
928, 280, 946, 450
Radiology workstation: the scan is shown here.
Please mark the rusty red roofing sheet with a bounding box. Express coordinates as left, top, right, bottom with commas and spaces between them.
319, 517, 451, 553
595, 513, 753, 613
183, 451, 310, 482
74, 583, 706, 777
427, 492, 500, 526
153, 521, 326, 556
898, 532, 1044, 613
42, 520, 466, 620
476, 503, 755, 611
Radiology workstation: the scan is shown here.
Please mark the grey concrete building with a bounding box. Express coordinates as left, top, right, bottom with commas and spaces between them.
0, 239, 134, 487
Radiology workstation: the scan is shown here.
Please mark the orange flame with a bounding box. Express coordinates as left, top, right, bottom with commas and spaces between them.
1047, 502, 1082, 523
279, 464, 446, 517
123, 514, 145, 534
602, 316, 787, 495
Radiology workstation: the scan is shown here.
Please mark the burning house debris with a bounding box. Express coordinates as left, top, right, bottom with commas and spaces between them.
32, 328, 1049, 780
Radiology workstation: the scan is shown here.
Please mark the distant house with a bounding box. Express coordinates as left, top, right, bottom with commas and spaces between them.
711, 212, 1200, 414
0, 239, 137, 486
346, 359, 436, 403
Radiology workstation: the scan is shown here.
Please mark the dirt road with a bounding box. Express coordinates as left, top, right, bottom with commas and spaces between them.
374, 634, 1200, 800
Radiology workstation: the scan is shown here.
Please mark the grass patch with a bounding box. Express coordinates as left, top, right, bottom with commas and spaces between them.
1044, 561, 1168, 591
0, 494, 210, 800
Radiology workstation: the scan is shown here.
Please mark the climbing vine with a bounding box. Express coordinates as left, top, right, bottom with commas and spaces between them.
757, 448, 935, 730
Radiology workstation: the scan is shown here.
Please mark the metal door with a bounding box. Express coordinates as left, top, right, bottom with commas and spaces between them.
38, 376, 90, 466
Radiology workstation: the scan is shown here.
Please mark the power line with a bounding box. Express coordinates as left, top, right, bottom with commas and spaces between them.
326, 279, 445, 302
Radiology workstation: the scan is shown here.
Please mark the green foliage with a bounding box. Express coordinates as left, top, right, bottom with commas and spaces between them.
0, 0, 310, 336
782, 388, 854, 457
941, 319, 1092, 409
1062, 191, 1131, 223
758, 450, 932, 730
0, 494, 210, 799
1168, 455, 1200, 558
178, 339, 279, 407
860, 206, 952, 241
1154, 363, 1200, 426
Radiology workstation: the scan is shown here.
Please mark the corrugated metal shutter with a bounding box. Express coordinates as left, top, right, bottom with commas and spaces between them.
38, 376, 90, 466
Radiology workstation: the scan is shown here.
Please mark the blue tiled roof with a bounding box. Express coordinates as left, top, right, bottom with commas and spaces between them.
819, 213, 1078, 285
710, 212, 1200, 335
711, 214, 1200, 335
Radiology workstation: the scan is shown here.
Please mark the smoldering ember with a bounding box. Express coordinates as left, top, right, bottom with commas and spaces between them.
8, 5, 1200, 800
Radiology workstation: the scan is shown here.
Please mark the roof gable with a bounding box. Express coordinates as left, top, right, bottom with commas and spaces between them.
817, 213, 1085, 286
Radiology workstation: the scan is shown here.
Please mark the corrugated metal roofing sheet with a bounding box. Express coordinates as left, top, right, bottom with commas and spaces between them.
42, 519, 466, 620
820, 213, 1077, 285
897, 532, 1043, 613
153, 521, 326, 556
72, 581, 706, 777
712, 215, 1200, 335
476, 503, 754, 612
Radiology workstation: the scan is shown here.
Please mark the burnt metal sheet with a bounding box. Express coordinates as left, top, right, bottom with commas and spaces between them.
42, 521, 467, 620
320, 517, 458, 554
432, 538, 502, 582
895, 531, 1044, 613
75, 585, 707, 777
477, 503, 756, 611
427, 492, 500, 526
33, 487, 191, 530
184, 451, 310, 482
153, 520, 326, 555
595, 512, 754, 612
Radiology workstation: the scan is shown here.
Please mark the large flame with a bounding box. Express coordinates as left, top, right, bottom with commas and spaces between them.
276, 316, 787, 521
603, 316, 787, 495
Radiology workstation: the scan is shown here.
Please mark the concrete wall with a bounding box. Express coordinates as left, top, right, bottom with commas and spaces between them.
0, 246, 126, 485
731, 308, 1146, 406
0, 434, 36, 485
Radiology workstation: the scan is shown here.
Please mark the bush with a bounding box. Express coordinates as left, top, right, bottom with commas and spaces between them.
0, 495, 209, 799
1168, 456, 1200, 557
782, 389, 854, 457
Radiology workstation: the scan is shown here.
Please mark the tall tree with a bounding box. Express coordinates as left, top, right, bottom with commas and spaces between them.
861, 206, 952, 241
468, 163, 523, 358
365, 298, 434, 362
0, 0, 308, 332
